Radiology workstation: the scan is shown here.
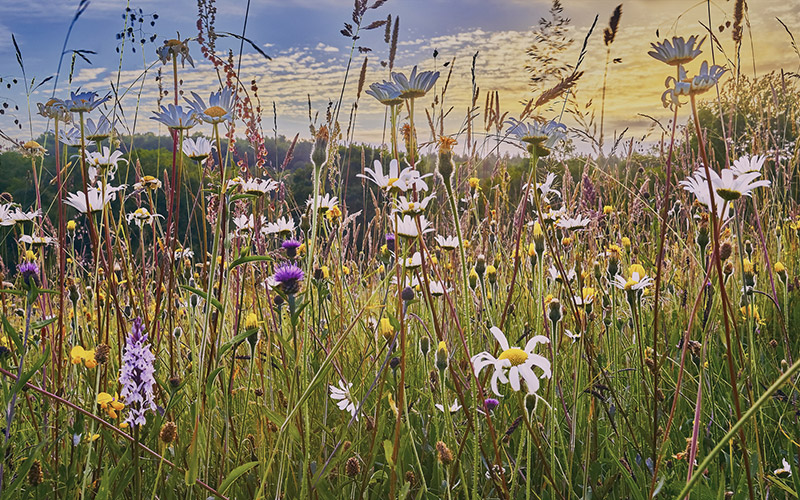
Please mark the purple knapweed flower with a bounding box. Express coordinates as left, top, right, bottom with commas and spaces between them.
17, 261, 39, 289
484, 398, 500, 412
386, 233, 396, 253
273, 262, 304, 295
119, 317, 156, 428
281, 239, 302, 259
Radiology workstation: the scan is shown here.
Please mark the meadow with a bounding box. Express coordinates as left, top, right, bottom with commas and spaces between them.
0, 0, 799, 498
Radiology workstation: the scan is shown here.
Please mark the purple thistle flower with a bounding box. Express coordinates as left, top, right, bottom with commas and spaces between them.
273, 263, 304, 295
484, 398, 500, 412
386, 233, 396, 253
119, 318, 156, 428
281, 238, 302, 259
17, 261, 39, 288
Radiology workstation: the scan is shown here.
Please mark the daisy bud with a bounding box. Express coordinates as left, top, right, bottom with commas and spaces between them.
525, 393, 538, 415
486, 264, 497, 285
548, 299, 563, 324
419, 336, 430, 356
435, 341, 449, 372
775, 261, 787, 283
469, 268, 478, 290
300, 213, 311, 233
695, 224, 709, 254
310, 125, 329, 167
744, 239, 753, 260
475, 255, 486, 280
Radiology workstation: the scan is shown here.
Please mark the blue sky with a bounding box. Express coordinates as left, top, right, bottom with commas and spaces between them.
1, 0, 799, 156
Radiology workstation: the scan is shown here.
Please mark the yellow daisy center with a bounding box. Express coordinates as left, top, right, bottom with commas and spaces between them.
204, 106, 227, 118
387, 177, 399, 186
498, 348, 528, 366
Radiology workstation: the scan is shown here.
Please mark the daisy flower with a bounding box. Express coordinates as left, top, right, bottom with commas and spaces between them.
306, 193, 339, 213
679, 169, 731, 220
365, 81, 404, 106
9, 208, 41, 224
393, 169, 432, 193
63, 90, 110, 113
151, 104, 198, 130
393, 215, 433, 239
126, 207, 162, 226
233, 177, 278, 196
262, 216, 296, 236
434, 235, 459, 250
64, 184, 125, 213
731, 154, 767, 175
393, 195, 434, 216
329, 380, 359, 420
84, 115, 114, 142
182, 137, 213, 161
613, 264, 654, 291
710, 168, 770, 201
19, 235, 55, 246
59, 127, 82, 147
506, 117, 567, 150
556, 214, 591, 230
358, 158, 405, 191
648, 35, 705, 66
471, 326, 551, 396
391, 66, 440, 99
184, 87, 235, 124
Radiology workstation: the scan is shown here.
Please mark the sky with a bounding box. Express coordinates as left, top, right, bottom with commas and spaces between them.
0, 0, 799, 158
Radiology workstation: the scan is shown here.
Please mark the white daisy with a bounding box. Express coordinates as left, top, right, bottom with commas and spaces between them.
648, 35, 705, 66
393, 215, 433, 239
262, 216, 295, 236
231, 177, 278, 196
613, 265, 654, 291
403, 252, 423, 270
556, 215, 591, 231
329, 380, 359, 421
393, 195, 434, 216
471, 326, 551, 396
182, 137, 213, 162
434, 235, 459, 250
126, 207, 162, 226
358, 158, 404, 191
731, 154, 767, 175
709, 168, 770, 201
19, 235, 55, 246
9, 208, 41, 224
306, 193, 338, 213
64, 184, 125, 213
393, 169, 432, 193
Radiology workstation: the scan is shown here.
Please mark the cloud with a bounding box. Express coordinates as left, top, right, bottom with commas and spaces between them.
315, 43, 340, 53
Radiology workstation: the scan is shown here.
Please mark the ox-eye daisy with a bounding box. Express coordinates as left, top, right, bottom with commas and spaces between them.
471, 326, 551, 396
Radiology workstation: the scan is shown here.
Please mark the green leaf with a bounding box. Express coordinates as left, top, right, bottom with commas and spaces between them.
218, 461, 259, 494
9, 345, 49, 397
32, 316, 57, 330
2, 315, 21, 351
227, 254, 273, 271
383, 440, 394, 468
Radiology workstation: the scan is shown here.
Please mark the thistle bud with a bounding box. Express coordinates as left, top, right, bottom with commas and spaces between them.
94, 344, 110, 365
719, 241, 732, 261
548, 299, 563, 324
525, 393, 538, 415
159, 421, 178, 444
401, 286, 415, 302
345, 457, 361, 478
311, 125, 329, 167
436, 441, 453, 465
744, 239, 753, 260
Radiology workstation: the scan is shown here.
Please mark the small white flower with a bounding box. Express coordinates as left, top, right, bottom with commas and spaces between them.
232, 177, 278, 196
731, 154, 767, 175
64, 184, 125, 213
329, 380, 359, 421
126, 207, 162, 226
775, 458, 792, 478
648, 35, 705, 66
435, 398, 462, 414
19, 235, 55, 246
393, 169, 432, 193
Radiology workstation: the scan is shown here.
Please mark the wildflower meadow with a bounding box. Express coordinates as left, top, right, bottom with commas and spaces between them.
0, 0, 799, 498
